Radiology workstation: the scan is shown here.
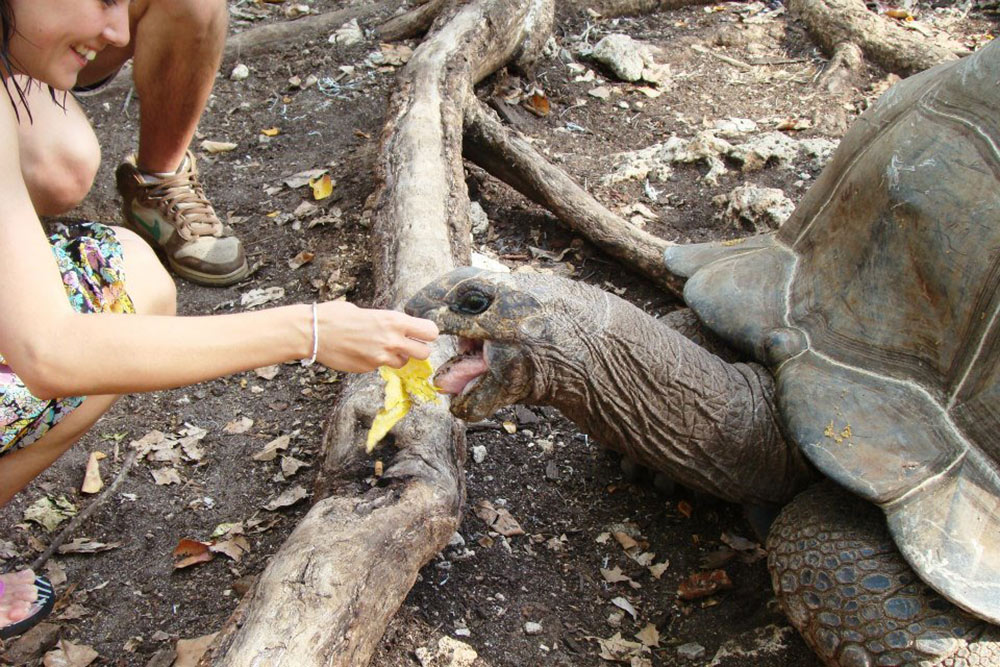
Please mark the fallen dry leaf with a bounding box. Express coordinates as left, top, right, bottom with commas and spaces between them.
199, 140, 237, 154
588, 631, 647, 662
648, 561, 669, 579
283, 168, 327, 189
81, 452, 104, 494
129, 430, 166, 458
525, 92, 551, 116
174, 633, 218, 667
676, 500, 693, 518
54, 603, 90, 621
288, 250, 315, 270
57, 538, 122, 555
720, 530, 766, 563
254, 365, 281, 380
601, 566, 640, 589
611, 596, 637, 619
263, 485, 309, 511
677, 569, 733, 600
240, 286, 285, 308
209, 536, 250, 562
613, 531, 639, 551
252, 434, 291, 462
211, 522, 244, 539
260, 127, 281, 137
173, 539, 215, 569
474, 500, 525, 536
280, 455, 310, 478
632, 551, 656, 567
224, 416, 254, 434
150, 468, 182, 486
42, 639, 99, 667
24, 496, 77, 532
635, 623, 660, 648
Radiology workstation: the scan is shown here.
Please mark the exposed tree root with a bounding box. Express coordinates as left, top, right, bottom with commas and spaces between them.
377, 0, 448, 41
815, 41, 864, 93
789, 0, 962, 76
223, 1, 400, 63
463, 100, 683, 299
200, 0, 553, 664
569, 0, 716, 18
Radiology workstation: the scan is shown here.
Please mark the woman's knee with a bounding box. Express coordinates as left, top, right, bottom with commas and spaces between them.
114, 227, 177, 317
18, 96, 101, 216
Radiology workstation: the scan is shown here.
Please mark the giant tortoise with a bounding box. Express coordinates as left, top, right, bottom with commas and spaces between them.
405, 38, 1000, 666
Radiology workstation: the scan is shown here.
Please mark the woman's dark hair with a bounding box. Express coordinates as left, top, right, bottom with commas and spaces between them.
0, 0, 40, 122
0, 1, 66, 122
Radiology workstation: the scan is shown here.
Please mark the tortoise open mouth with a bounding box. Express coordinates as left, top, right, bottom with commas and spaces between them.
434, 337, 489, 398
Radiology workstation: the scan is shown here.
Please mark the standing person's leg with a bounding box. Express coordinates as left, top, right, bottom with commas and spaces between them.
112, 0, 248, 287
127, 0, 227, 175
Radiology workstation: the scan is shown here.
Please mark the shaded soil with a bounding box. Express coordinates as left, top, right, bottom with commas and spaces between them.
1, 1, 995, 665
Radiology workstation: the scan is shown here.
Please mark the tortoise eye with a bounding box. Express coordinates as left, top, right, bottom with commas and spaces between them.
453, 288, 493, 315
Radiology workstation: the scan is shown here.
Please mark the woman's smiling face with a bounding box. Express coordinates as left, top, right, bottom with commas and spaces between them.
7, 0, 130, 90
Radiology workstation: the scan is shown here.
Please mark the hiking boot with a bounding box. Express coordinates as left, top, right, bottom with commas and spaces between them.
116, 151, 249, 286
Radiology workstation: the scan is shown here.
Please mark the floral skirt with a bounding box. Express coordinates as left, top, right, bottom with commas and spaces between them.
0, 222, 134, 454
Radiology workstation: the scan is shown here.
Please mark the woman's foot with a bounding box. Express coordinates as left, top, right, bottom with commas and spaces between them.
0, 570, 55, 639
0, 570, 38, 626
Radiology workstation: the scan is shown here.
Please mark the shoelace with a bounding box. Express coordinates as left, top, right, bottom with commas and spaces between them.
145, 171, 223, 239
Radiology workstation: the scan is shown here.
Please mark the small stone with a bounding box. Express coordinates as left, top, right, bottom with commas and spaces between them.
677, 642, 706, 659
471, 445, 487, 464
524, 622, 543, 635
329, 18, 363, 46
448, 532, 466, 548
230, 63, 250, 81
513, 405, 539, 425
588, 86, 611, 100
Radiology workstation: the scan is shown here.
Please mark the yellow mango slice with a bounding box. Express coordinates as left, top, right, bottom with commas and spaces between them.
365, 358, 440, 452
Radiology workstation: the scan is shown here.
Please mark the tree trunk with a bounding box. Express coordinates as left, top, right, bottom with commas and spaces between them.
788, 0, 962, 76
200, 1, 552, 665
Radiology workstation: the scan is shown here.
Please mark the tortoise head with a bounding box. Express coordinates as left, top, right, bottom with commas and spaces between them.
405, 267, 610, 422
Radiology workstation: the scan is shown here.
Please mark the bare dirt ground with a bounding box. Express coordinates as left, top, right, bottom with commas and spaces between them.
1, 1, 995, 665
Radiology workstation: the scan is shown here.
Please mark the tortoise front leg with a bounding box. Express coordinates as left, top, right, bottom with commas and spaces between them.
768, 482, 1000, 666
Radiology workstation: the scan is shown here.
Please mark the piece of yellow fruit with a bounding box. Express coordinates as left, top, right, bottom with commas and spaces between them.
309, 173, 334, 200
365, 358, 440, 452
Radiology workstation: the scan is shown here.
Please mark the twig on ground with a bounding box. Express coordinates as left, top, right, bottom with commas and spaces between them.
691, 44, 754, 70
31, 450, 138, 571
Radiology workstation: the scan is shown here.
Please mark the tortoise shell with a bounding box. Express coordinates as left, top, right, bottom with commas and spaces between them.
664, 39, 1000, 623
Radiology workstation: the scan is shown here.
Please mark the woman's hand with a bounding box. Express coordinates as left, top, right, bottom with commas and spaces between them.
315, 301, 439, 373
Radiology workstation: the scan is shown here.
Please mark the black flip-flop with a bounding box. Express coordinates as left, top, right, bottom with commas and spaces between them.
0, 576, 56, 640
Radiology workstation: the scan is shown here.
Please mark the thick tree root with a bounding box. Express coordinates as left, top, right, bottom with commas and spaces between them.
377, 0, 448, 41
789, 0, 962, 76
815, 41, 864, 94
566, 0, 717, 18
201, 1, 553, 664
463, 100, 684, 299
